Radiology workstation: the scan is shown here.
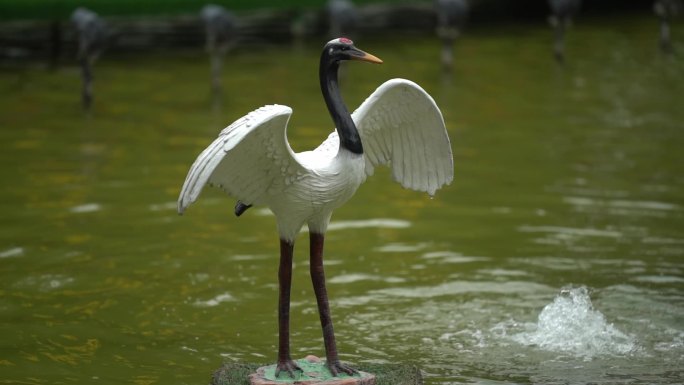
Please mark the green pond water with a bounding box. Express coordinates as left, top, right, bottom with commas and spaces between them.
1, 15, 683, 385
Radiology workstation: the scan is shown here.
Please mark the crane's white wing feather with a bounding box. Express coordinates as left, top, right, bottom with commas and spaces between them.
317, 78, 453, 196
178, 104, 305, 213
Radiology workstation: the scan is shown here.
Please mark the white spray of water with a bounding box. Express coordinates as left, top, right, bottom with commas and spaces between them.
512, 286, 638, 358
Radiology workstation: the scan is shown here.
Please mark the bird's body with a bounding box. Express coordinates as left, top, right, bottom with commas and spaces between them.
274, 146, 366, 240
179, 78, 451, 241
434, 0, 469, 69
71, 7, 107, 59
181, 105, 366, 241
435, 0, 469, 33
178, 38, 452, 377
327, 0, 360, 39
71, 7, 107, 109
548, 0, 582, 22
201, 4, 237, 53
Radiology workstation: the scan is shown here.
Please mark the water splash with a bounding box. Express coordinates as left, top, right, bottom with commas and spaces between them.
328, 273, 406, 284
14, 274, 75, 291
327, 218, 411, 231
512, 286, 638, 359
192, 292, 235, 307
148, 202, 177, 211
0, 247, 23, 258
69, 203, 102, 213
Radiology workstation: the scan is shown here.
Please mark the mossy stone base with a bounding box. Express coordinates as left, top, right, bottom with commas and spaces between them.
212, 357, 422, 385
250, 356, 374, 384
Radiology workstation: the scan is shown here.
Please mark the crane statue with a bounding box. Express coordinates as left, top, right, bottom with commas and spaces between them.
434, 0, 470, 70
178, 38, 453, 378
71, 7, 107, 110
200, 4, 237, 94
654, 0, 682, 54
326, 0, 360, 39
548, 0, 581, 63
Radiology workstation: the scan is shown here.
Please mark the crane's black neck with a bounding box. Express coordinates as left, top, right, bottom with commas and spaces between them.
319, 58, 363, 154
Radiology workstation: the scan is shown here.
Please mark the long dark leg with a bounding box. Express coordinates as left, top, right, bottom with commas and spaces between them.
660, 19, 673, 55
309, 232, 356, 376
80, 56, 93, 110
48, 20, 62, 70
441, 37, 454, 71
275, 239, 301, 378
553, 21, 566, 64
210, 50, 224, 95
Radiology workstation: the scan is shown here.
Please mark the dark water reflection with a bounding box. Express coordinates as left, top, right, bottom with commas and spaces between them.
1, 15, 683, 385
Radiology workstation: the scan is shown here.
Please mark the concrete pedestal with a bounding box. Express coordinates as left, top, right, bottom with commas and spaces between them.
249, 356, 374, 385
212, 356, 422, 385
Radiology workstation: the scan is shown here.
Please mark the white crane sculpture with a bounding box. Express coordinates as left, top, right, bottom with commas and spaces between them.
178, 38, 453, 378
654, 0, 682, 54
326, 0, 360, 39
434, 0, 470, 70
548, 0, 582, 63
200, 4, 237, 94
71, 7, 107, 110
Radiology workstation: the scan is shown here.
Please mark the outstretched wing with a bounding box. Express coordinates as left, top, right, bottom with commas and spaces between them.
178, 104, 305, 214
345, 78, 453, 196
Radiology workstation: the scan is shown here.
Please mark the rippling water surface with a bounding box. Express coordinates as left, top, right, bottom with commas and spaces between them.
1, 15, 683, 385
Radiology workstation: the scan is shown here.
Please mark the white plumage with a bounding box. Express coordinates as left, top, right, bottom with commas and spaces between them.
178, 78, 453, 241
178, 38, 452, 377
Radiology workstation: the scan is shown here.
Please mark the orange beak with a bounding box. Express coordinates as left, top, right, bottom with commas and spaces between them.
351, 49, 383, 64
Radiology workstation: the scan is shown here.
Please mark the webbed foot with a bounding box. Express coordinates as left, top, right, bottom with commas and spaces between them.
327, 360, 357, 377
275, 359, 302, 378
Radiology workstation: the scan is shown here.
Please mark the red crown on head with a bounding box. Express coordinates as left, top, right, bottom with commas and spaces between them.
339, 37, 353, 44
